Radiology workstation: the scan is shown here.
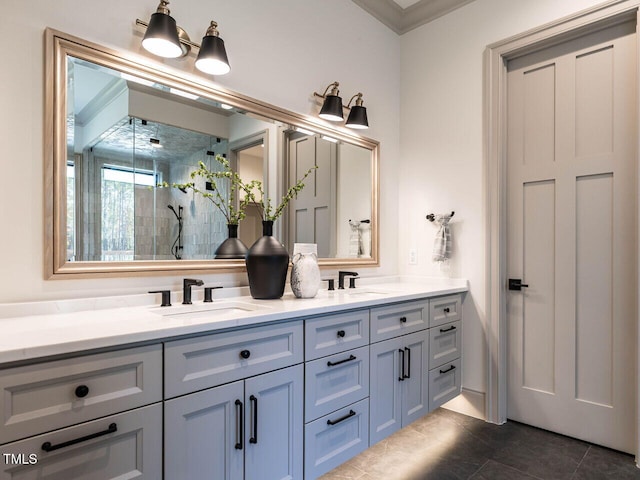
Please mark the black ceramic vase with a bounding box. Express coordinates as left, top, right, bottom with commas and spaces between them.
246, 221, 290, 299
215, 224, 248, 259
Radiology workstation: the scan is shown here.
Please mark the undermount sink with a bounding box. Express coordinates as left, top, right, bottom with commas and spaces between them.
153, 301, 267, 321
343, 289, 390, 298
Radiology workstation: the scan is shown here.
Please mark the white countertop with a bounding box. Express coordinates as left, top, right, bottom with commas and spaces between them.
0, 276, 467, 365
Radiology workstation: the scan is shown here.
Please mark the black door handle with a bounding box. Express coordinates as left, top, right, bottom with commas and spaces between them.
400, 316, 407, 323
337, 330, 346, 338
398, 349, 405, 381
235, 399, 243, 450
404, 347, 411, 379
240, 349, 251, 359
508, 279, 529, 291
440, 365, 456, 374
249, 395, 258, 444
74, 385, 90, 398
42, 423, 117, 452
440, 325, 456, 333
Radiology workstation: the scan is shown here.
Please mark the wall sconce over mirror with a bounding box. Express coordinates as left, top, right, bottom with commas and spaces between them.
314, 82, 369, 129
136, 1, 230, 75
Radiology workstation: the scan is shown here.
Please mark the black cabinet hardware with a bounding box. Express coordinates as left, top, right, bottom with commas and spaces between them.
440, 325, 456, 333
440, 365, 456, 374
148, 290, 171, 307
42, 423, 117, 452
249, 395, 258, 444
400, 316, 407, 323
443, 307, 450, 313
327, 410, 356, 426
204, 286, 223, 303
240, 349, 251, 359
327, 355, 356, 367
235, 399, 243, 450
337, 329, 346, 338
75, 385, 89, 398
404, 347, 411, 379
508, 278, 529, 291
398, 349, 405, 381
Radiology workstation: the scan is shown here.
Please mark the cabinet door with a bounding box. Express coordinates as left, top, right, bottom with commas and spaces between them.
244, 364, 303, 480
0, 403, 162, 480
369, 336, 405, 445
401, 330, 429, 427
164, 381, 244, 480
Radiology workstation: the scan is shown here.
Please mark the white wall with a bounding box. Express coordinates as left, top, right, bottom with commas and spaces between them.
400, 0, 609, 401
0, 0, 399, 303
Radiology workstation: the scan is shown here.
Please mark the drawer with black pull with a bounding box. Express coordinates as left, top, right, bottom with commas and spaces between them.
0, 403, 162, 479
305, 346, 369, 422
429, 294, 462, 328
164, 320, 303, 398
429, 320, 462, 369
305, 310, 369, 361
0, 344, 162, 445
304, 398, 369, 480
428, 358, 461, 410
370, 299, 429, 343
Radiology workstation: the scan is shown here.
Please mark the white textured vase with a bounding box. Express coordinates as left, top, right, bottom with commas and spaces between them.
290, 252, 321, 298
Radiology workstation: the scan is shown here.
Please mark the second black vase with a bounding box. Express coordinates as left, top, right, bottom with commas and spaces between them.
215, 224, 248, 259
246, 221, 289, 299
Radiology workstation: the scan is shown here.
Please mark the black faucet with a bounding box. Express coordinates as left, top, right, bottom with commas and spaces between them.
182, 278, 204, 304
338, 271, 359, 289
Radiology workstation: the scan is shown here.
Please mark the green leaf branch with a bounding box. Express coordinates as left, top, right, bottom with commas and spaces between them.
159, 155, 254, 225
244, 165, 318, 221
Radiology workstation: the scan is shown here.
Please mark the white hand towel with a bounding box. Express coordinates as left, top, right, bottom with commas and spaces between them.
432, 213, 453, 262
349, 220, 362, 258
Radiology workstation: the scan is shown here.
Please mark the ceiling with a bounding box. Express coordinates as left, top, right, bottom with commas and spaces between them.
352, 0, 476, 35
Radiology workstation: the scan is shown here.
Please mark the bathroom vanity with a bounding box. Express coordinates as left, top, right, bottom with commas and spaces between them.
0, 279, 465, 479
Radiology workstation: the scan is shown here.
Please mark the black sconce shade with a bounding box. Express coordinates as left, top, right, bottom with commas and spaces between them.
319, 95, 344, 122
142, 10, 182, 58
345, 105, 369, 129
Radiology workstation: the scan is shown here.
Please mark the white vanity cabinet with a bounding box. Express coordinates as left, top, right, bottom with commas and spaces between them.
0, 345, 163, 479
163, 321, 304, 480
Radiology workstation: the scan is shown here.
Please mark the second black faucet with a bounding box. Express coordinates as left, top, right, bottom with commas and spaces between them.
182, 278, 204, 304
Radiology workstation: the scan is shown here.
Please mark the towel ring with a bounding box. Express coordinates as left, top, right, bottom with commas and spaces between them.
426, 211, 454, 222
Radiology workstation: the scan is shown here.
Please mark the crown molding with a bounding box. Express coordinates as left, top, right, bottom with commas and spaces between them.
352, 0, 477, 34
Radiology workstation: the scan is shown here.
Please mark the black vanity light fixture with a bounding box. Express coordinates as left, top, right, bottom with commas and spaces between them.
313, 82, 369, 129
136, 1, 231, 75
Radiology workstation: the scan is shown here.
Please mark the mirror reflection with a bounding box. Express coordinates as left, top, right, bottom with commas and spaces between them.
52, 30, 379, 276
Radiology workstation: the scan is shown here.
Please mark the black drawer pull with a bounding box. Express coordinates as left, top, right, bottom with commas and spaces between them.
235, 399, 243, 450
443, 307, 450, 313
249, 395, 258, 444
42, 423, 117, 452
337, 330, 346, 338
440, 326, 456, 333
439, 365, 456, 374
74, 385, 90, 398
327, 354, 356, 367
327, 409, 356, 426
398, 349, 405, 381
400, 316, 407, 323
240, 349, 251, 359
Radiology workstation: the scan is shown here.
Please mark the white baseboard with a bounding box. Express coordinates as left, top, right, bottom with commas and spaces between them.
441, 388, 486, 420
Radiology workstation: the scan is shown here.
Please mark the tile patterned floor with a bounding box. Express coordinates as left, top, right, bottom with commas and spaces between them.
319, 408, 640, 480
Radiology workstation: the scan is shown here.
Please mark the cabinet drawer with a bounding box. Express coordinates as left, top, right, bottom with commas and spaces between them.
304, 399, 369, 480
370, 299, 429, 343
305, 310, 369, 360
305, 346, 369, 422
164, 320, 303, 398
429, 294, 462, 327
0, 344, 162, 445
428, 358, 461, 410
429, 320, 462, 369
0, 403, 162, 480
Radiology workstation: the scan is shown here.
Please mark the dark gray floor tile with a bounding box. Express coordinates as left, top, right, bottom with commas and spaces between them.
470, 459, 542, 480
572, 445, 640, 480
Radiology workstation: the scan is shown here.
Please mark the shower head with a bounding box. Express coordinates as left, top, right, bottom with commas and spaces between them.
168, 204, 180, 220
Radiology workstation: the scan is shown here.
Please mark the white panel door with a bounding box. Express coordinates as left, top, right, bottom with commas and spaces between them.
288, 136, 337, 256
507, 22, 637, 452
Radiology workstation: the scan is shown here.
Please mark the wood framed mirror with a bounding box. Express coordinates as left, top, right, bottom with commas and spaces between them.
45, 28, 379, 278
